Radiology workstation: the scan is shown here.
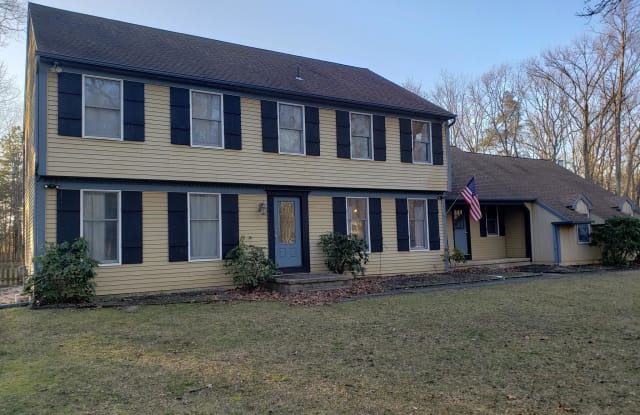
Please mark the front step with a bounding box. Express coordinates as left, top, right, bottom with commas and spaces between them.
268, 273, 353, 293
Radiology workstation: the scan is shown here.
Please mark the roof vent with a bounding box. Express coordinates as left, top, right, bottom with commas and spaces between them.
295, 64, 303, 81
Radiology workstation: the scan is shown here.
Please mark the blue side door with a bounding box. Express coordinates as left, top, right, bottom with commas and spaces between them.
274, 197, 302, 268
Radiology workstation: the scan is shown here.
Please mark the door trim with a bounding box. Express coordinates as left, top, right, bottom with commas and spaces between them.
267, 190, 310, 273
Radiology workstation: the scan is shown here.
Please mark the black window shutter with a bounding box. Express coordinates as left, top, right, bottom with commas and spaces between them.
427, 199, 440, 251
432, 121, 444, 165
479, 206, 487, 237
170, 88, 190, 145
121, 191, 143, 264
305, 106, 320, 156
395, 198, 409, 251
58, 73, 82, 137
57, 189, 80, 243
261, 100, 278, 153
221, 194, 239, 258
332, 197, 347, 234
373, 115, 386, 161
123, 81, 145, 142
336, 111, 351, 158
499, 206, 506, 236
399, 118, 413, 163
224, 95, 242, 150
168, 192, 188, 261
369, 198, 383, 252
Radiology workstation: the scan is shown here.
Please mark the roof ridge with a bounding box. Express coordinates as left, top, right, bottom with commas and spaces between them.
28, 2, 370, 72
452, 147, 555, 163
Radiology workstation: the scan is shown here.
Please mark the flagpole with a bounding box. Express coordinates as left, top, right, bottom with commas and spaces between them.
445, 195, 460, 215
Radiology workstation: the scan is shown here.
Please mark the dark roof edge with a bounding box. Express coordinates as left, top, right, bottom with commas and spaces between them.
445, 196, 535, 203
38, 52, 455, 120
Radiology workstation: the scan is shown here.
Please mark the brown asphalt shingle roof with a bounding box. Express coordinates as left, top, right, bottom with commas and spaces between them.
29, 3, 454, 119
449, 147, 634, 223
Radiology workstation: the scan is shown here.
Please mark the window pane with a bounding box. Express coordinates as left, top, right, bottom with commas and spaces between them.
351, 114, 371, 137
85, 108, 121, 138
279, 104, 302, 130
192, 119, 222, 147
85, 77, 120, 109
409, 200, 427, 249
578, 224, 590, 243
280, 129, 303, 154
278, 201, 296, 244
486, 206, 498, 235
348, 198, 368, 244
412, 121, 431, 162
84, 220, 119, 263
190, 194, 218, 220
190, 220, 219, 259
84, 192, 118, 220
351, 136, 371, 159
192, 92, 221, 121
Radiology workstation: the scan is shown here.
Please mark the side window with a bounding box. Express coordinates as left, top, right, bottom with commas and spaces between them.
278, 103, 305, 154
412, 120, 432, 163
408, 199, 429, 250
189, 193, 221, 260
347, 197, 370, 251
83, 75, 122, 139
191, 91, 223, 148
82, 190, 120, 265
485, 206, 499, 236
577, 223, 591, 244
350, 113, 373, 160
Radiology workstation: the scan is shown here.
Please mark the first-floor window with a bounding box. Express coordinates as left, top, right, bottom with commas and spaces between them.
485, 205, 499, 236
347, 197, 370, 250
577, 223, 591, 244
189, 193, 220, 260
82, 190, 120, 264
409, 199, 429, 250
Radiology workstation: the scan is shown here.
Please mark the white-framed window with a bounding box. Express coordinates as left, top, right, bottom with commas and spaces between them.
81, 190, 121, 265
412, 120, 432, 163
485, 205, 499, 236
278, 102, 305, 155
82, 75, 123, 140
191, 90, 223, 148
347, 197, 370, 251
577, 223, 591, 244
350, 112, 373, 160
188, 193, 221, 261
408, 199, 429, 250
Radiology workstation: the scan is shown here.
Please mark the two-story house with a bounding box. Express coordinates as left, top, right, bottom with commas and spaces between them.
24, 4, 455, 295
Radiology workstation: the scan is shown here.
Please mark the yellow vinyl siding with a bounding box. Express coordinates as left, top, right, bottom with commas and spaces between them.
504, 209, 526, 258
529, 203, 557, 264
46, 75, 448, 191
558, 225, 601, 266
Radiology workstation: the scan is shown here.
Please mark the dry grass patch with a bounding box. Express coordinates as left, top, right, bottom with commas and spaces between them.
1, 271, 639, 414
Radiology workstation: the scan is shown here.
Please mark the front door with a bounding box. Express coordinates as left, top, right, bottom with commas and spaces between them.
274, 197, 302, 268
453, 208, 471, 258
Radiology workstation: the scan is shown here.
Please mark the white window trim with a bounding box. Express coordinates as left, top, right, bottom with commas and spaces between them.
485, 205, 500, 237
577, 223, 591, 245
189, 89, 225, 149
349, 112, 374, 161
346, 197, 371, 253
187, 192, 222, 262
407, 198, 430, 251
81, 74, 124, 141
277, 101, 306, 156
411, 120, 433, 164
80, 189, 122, 266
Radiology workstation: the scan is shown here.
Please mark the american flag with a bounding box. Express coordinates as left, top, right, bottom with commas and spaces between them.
461, 177, 482, 221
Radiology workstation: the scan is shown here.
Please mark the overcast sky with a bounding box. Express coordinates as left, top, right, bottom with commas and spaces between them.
2, 0, 601, 101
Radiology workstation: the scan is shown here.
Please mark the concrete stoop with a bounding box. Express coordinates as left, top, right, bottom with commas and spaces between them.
268, 273, 353, 293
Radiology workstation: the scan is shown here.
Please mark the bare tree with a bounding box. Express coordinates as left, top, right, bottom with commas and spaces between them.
0, 0, 25, 46
579, 0, 625, 16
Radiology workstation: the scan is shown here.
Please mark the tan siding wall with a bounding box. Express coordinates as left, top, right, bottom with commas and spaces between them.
558, 226, 602, 265
505, 208, 526, 258
45, 189, 56, 243
529, 203, 556, 264
468, 219, 506, 260
309, 196, 332, 273
46, 75, 448, 191
23, 29, 37, 272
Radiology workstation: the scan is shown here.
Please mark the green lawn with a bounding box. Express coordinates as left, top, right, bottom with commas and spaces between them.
1, 272, 639, 414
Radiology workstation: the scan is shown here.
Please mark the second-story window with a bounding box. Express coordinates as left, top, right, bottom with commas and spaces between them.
191, 91, 223, 148
412, 120, 432, 163
279, 103, 305, 154
83, 75, 122, 139
350, 113, 373, 160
